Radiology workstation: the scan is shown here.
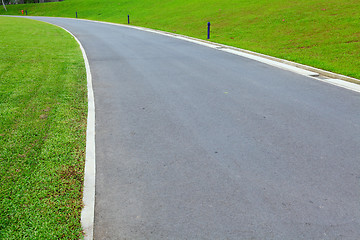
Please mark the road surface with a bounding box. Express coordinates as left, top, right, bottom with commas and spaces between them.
29, 17, 360, 239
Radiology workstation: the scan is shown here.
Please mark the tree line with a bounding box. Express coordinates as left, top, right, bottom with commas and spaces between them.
6, 0, 62, 4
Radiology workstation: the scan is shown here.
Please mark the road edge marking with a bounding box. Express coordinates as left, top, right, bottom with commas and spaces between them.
48, 23, 96, 240
78, 32, 96, 240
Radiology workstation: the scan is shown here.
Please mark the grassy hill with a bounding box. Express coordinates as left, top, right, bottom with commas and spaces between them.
1, 0, 359, 80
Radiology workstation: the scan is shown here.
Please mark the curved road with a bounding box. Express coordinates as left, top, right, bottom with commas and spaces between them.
30, 17, 360, 239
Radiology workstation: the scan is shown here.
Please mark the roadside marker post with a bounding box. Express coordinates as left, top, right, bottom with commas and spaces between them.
207, 22, 210, 39
128, 15, 130, 24
25, 10, 27, 15
76, 12, 78, 18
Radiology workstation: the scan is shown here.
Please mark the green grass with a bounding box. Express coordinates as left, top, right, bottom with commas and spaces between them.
1, 0, 360, 80
0, 17, 87, 239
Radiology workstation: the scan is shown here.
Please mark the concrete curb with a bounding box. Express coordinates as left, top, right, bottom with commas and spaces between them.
47, 23, 96, 240
78, 34, 96, 240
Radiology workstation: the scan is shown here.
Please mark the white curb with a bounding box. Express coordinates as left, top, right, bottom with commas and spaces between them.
48, 23, 96, 240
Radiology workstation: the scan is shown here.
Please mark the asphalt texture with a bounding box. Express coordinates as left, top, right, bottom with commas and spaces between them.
29, 17, 360, 239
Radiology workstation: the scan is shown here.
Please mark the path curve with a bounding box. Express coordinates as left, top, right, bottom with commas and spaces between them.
25, 16, 360, 240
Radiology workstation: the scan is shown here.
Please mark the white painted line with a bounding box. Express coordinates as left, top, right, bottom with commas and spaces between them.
310, 78, 360, 93
79, 37, 96, 240
44, 22, 96, 240
221, 48, 319, 77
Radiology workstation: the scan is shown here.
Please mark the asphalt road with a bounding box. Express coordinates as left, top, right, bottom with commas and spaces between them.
29, 17, 360, 239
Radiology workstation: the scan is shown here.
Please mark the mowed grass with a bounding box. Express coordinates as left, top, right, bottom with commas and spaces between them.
0, 17, 86, 239
1, 0, 360, 80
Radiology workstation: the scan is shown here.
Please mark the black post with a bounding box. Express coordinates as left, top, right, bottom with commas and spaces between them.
76, 12, 78, 18
127, 15, 130, 24
25, 10, 27, 15
207, 22, 210, 39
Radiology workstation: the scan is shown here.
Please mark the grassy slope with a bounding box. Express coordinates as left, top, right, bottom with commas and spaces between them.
1, 0, 360, 80
0, 17, 86, 239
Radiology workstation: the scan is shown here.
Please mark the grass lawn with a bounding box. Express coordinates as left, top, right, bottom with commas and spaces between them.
0, 0, 359, 80
0, 17, 87, 239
